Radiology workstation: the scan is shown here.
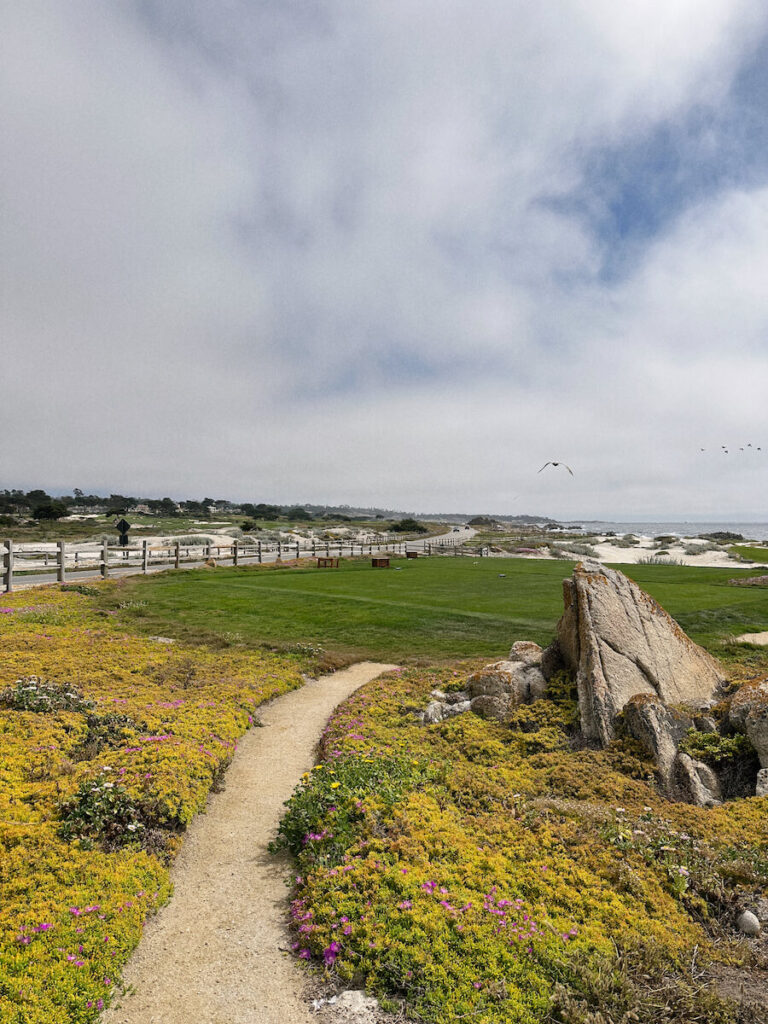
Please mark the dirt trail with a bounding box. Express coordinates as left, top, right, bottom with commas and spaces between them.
102, 661, 397, 1024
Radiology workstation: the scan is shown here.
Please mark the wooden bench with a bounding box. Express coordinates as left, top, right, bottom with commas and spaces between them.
405, 551, 418, 559
317, 557, 340, 568
371, 557, 390, 568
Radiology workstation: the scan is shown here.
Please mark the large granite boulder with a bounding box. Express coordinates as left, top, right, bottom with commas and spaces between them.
729, 678, 768, 767
558, 561, 726, 746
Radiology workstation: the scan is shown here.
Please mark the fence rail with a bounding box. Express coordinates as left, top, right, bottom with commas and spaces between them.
1, 534, 468, 593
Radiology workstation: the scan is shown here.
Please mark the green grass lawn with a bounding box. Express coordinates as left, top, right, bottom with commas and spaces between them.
106, 556, 768, 664
728, 543, 768, 565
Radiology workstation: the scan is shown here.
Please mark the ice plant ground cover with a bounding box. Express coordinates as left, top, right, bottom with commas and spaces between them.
0, 585, 306, 1023
275, 665, 768, 1024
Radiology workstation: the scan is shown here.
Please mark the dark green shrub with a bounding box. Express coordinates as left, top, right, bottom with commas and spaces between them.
680, 729, 760, 799
58, 774, 147, 850
0, 677, 94, 714
73, 712, 145, 761
60, 583, 100, 596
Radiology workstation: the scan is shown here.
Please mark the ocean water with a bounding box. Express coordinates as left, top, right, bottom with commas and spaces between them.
564, 521, 768, 542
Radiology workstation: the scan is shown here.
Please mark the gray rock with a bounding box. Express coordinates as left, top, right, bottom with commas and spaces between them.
318, 989, 383, 1023
470, 660, 547, 701
674, 753, 722, 807
557, 561, 726, 746
469, 694, 512, 721
444, 690, 469, 705
508, 640, 544, 665
430, 689, 448, 701
623, 696, 693, 791
693, 715, 719, 733
443, 700, 471, 718
756, 768, 768, 797
421, 701, 445, 725
729, 679, 768, 767
736, 910, 761, 937
540, 640, 565, 681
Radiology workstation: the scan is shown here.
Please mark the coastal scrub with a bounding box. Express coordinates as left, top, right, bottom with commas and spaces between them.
277, 665, 768, 1023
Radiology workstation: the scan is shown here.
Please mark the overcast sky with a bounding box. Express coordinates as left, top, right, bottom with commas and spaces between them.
3, 1, 768, 519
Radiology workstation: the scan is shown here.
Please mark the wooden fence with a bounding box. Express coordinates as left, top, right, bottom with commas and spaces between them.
1, 534, 466, 594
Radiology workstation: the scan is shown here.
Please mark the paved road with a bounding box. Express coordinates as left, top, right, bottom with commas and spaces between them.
5, 527, 475, 592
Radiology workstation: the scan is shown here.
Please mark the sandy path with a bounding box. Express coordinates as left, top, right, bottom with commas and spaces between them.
102, 661, 397, 1024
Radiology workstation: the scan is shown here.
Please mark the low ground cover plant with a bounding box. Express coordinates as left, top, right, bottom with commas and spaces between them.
277, 665, 768, 1023
0, 584, 306, 1022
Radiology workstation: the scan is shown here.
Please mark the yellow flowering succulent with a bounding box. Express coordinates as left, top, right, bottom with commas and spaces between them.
0, 584, 306, 1021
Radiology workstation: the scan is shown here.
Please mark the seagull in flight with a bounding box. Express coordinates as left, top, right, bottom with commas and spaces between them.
538, 461, 574, 475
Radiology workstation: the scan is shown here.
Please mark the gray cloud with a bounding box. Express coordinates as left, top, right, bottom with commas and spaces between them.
2, 1, 768, 517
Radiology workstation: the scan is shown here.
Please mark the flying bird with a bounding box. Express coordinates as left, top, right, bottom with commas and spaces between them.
538, 461, 574, 475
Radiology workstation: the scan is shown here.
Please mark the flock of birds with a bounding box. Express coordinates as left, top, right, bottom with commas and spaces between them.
700, 444, 762, 454
536, 443, 763, 478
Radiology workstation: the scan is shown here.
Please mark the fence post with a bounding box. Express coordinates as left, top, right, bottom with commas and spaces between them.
296, 540, 300, 560
174, 542, 180, 569
2, 540, 13, 593
326, 539, 330, 556
101, 539, 109, 579
233, 540, 239, 566
257, 540, 262, 563
57, 540, 66, 583
142, 541, 149, 573
312, 539, 316, 556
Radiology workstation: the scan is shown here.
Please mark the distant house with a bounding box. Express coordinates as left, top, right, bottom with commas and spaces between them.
128, 504, 152, 515
77, 505, 107, 515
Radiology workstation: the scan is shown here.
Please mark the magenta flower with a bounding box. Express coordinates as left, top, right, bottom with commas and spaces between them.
323, 941, 341, 966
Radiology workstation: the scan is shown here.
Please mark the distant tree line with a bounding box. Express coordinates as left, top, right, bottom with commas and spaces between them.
0, 490, 420, 529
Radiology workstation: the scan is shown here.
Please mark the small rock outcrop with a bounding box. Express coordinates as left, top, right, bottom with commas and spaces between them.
466, 642, 547, 721
728, 679, 768, 767
729, 575, 768, 587
623, 695, 722, 806
556, 560, 726, 746
623, 695, 691, 785
757, 768, 768, 797
416, 642, 546, 725
674, 752, 723, 808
